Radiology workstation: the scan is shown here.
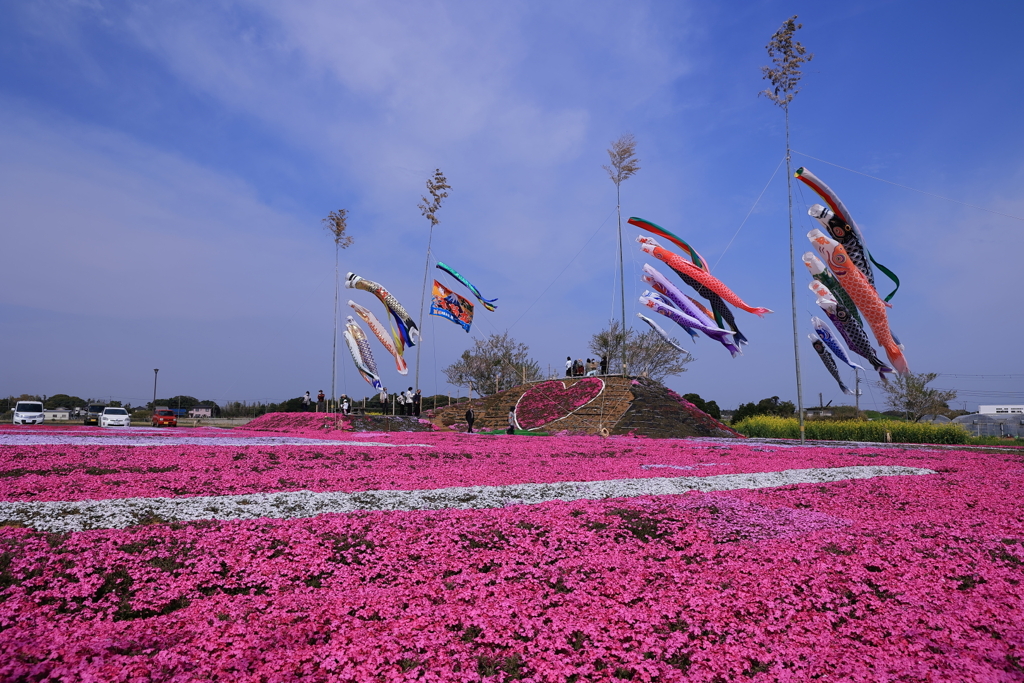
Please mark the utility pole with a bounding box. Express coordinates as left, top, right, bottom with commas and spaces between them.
855, 369, 861, 415
152, 369, 159, 410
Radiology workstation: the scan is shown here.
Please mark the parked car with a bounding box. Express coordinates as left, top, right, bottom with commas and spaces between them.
84, 405, 105, 426
152, 409, 177, 427
99, 407, 131, 428
13, 401, 45, 425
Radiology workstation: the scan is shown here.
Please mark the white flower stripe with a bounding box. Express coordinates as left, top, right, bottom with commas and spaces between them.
0, 465, 935, 533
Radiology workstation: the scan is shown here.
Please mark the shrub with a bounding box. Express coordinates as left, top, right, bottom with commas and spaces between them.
732, 416, 970, 444
731, 397, 795, 425
682, 393, 721, 420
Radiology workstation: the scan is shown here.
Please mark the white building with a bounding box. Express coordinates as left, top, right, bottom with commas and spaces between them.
979, 405, 1024, 415
44, 408, 71, 421
189, 407, 214, 418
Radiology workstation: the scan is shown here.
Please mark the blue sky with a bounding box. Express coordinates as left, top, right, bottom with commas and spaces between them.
2, 0, 1023, 411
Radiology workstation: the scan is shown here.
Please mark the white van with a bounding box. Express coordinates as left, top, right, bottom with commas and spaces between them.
13, 401, 45, 425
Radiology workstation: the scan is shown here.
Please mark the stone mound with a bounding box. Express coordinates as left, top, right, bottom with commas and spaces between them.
428, 376, 741, 439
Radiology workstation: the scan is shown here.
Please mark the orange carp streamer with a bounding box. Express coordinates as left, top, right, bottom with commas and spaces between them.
637, 236, 773, 317
808, 229, 909, 375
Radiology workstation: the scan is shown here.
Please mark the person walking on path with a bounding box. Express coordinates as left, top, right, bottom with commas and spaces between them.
506, 406, 516, 435
395, 390, 404, 415
413, 389, 422, 417
342, 395, 350, 415
303, 392, 311, 412
465, 405, 476, 433
317, 390, 325, 413
565, 356, 572, 377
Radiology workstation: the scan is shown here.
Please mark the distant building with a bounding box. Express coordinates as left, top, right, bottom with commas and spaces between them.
189, 407, 213, 418
44, 408, 70, 421
979, 405, 1024, 415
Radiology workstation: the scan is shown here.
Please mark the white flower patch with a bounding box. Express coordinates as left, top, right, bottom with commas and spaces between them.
641, 463, 726, 471
0, 465, 935, 533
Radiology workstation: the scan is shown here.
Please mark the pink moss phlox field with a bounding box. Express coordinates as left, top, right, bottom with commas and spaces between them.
514, 378, 604, 430
2, 432, 1024, 680
238, 413, 353, 433
0, 435, 971, 503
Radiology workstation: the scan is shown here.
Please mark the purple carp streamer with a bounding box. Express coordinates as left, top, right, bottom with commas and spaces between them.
345, 272, 420, 349
811, 316, 863, 371
809, 282, 892, 380
349, 301, 408, 375
636, 313, 688, 354
344, 317, 383, 391
640, 292, 740, 358
808, 334, 853, 395
436, 262, 497, 312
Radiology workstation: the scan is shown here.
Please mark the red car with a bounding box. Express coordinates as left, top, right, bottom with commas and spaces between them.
152, 409, 177, 427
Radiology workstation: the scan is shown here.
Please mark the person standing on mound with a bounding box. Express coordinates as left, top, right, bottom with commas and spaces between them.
600, 356, 608, 375
413, 389, 422, 417
405, 388, 414, 416
465, 405, 475, 433
303, 391, 311, 412
506, 406, 516, 435
565, 356, 572, 377
317, 390, 325, 413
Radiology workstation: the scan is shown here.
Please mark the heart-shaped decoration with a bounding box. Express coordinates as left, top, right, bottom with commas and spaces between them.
514, 378, 605, 430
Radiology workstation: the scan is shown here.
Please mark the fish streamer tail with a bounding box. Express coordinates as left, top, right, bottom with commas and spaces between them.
882, 343, 910, 375
746, 306, 773, 318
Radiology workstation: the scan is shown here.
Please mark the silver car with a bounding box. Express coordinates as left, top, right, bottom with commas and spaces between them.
100, 407, 131, 428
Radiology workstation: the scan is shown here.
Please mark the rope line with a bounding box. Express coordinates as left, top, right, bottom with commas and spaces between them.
507, 206, 617, 331
712, 156, 786, 272
792, 150, 1024, 222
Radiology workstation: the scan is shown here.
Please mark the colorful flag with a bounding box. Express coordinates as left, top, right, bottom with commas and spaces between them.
430, 280, 474, 332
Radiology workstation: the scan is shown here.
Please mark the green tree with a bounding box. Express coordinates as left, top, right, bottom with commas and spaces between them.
443, 332, 542, 396
683, 393, 721, 420
44, 394, 87, 409
732, 396, 796, 425
876, 372, 957, 422
589, 320, 691, 382
150, 395, 200, 410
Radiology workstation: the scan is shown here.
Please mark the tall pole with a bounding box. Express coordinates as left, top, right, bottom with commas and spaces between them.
415, 224, 435, 391
785, 105, 805, 443
616, 184, 627, 377
331, 242, 339, 410
152, 369, 159, 410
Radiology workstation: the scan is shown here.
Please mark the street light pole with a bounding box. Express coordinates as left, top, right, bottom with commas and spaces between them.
153, 369, 159, 410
